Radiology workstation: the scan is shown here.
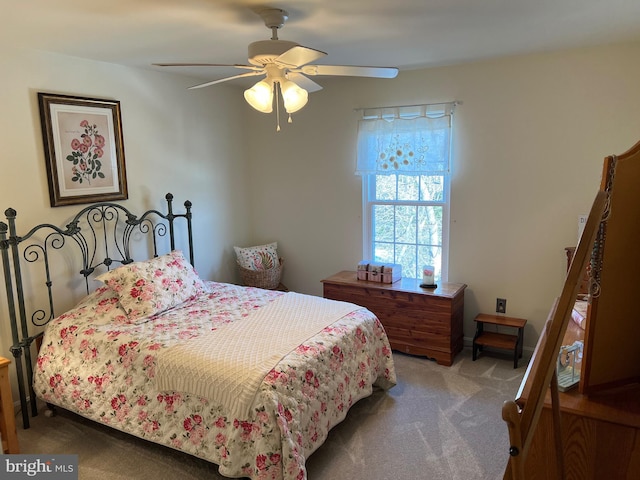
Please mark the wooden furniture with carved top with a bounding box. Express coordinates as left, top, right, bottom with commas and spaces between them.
322, 271, 466, 366
502, 140, 640, 480
521, 368, 640, 479
0, 357, 19, 454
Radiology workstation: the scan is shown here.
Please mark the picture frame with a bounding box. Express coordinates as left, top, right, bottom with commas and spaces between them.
38, 93, 128, 207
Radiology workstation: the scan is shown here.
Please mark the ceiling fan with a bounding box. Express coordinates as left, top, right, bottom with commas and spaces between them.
153, 7, 398, 128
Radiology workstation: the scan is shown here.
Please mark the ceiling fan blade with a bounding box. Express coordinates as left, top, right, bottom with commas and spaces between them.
153, 63, 262, 71
286, 72, 323, 93
300, 65, 398, 78
275, 45, 327, 68
188, 71, 264, 90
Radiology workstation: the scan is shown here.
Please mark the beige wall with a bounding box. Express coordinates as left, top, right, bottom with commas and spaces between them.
0, 47, 251, 399
245, 41, 640, 349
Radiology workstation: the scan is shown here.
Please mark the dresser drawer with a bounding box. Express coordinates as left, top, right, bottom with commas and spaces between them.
322, 271, 466, 366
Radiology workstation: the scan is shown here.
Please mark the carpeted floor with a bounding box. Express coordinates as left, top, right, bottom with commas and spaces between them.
17, 348, 526, 480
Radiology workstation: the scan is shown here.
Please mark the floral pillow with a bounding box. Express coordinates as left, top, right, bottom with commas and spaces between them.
234, 242, 279, 270
53, 285, 131, 326
96, 250, 207, 323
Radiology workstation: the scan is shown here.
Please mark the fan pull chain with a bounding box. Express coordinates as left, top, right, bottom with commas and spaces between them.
275, 83, 281, 132
288, 114, 293, 124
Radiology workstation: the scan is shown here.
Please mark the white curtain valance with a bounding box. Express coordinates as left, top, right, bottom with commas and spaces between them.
356, 102, 455, 176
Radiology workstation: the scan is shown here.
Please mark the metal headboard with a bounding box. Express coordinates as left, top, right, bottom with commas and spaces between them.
0, 193, 193, 428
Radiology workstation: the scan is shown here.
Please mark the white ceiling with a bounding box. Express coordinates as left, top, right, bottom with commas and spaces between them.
3, 0, 640, 85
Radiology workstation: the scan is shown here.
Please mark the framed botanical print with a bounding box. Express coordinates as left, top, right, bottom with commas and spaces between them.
38, 93, 128, 207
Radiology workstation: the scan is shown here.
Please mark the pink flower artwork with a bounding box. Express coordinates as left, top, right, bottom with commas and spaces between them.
67, 119, 106, 185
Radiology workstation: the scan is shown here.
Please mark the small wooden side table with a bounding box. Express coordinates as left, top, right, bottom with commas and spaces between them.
472, 313, 527, 368
0, 357, 20, 454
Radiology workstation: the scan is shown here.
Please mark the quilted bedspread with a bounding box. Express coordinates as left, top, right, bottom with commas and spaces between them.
156, 292, 362, 420
33, 281, 396, 480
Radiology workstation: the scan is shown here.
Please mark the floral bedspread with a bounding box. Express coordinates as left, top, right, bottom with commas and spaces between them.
33, 282, 396, 480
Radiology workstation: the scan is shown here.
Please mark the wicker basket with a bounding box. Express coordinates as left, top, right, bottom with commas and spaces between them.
237, 258, 283, 290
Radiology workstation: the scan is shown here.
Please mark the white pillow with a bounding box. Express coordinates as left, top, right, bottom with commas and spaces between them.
234, 242, 278, 270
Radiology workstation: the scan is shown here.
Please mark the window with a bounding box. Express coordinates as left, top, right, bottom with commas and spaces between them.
356, 103, 455, 282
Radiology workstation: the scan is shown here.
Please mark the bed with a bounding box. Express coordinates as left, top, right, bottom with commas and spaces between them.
1, 194, 396, 480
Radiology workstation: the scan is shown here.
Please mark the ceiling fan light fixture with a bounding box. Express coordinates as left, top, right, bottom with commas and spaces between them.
280, 80, 308, 113
158, 7, 398, 129
244, 80, 274, 113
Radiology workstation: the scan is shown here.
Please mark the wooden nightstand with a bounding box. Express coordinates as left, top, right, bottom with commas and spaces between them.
0, 357, 20, 454
472, 313, 526, 368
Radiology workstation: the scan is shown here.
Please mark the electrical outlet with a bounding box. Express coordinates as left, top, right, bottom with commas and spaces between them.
496, 298, 507, 314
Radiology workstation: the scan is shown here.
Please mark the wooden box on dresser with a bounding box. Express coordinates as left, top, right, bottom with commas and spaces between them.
322, 271, 466, 366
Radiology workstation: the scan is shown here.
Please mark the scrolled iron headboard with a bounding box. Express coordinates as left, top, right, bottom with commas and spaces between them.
0, 193, 193, 428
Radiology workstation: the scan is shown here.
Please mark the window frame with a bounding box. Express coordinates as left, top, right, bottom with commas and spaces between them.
361, 169, 451, 283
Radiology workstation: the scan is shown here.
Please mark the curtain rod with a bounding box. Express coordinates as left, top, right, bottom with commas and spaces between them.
354, 100, 460, 112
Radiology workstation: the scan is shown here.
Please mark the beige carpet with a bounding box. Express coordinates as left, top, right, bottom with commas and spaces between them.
17, 348, 526, 480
